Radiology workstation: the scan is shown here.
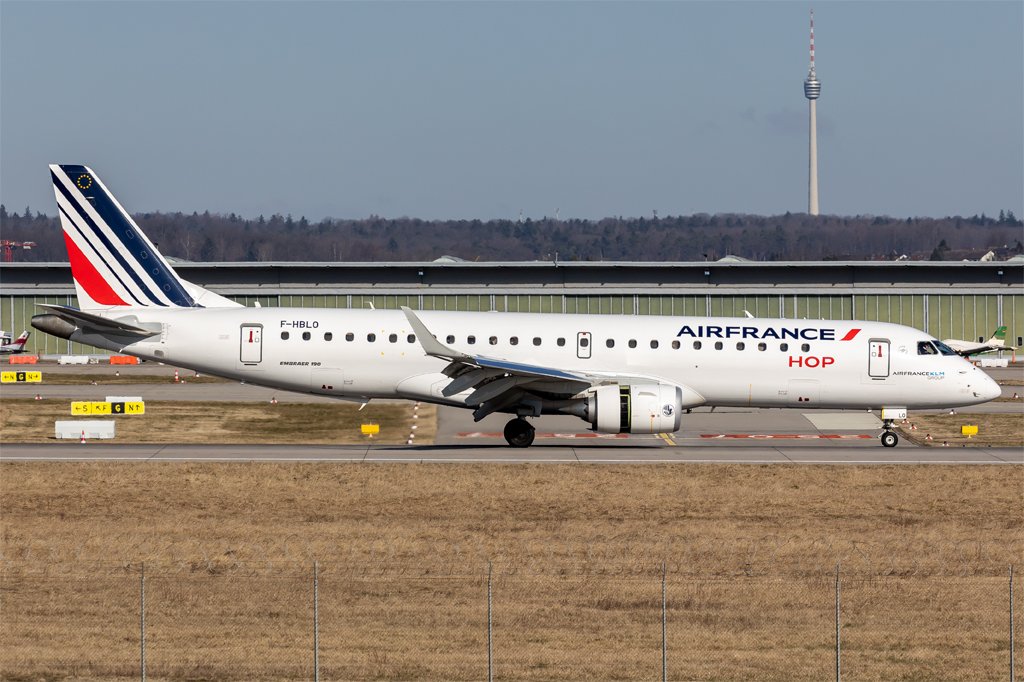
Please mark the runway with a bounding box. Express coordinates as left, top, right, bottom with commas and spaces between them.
2, 363, 1021, 465
3, 440, 1021, 465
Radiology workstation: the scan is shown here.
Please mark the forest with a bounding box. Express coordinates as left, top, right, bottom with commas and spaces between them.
2, 204, 1021, 263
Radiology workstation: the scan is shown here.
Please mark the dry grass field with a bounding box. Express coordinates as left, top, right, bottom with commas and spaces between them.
2, 463, 1021, 680
899, 412, 1023, 447
0, 399, 435, 445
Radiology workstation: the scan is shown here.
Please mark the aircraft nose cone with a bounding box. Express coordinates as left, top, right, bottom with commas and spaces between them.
980, 375, 1002, 402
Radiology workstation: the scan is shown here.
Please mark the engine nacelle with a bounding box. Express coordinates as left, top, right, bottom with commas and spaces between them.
587, 384, 688, 434
31, 314, 76, 340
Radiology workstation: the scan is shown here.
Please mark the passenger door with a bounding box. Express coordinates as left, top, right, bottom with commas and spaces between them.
240, 324, 263, 365
868, 339, 890, 379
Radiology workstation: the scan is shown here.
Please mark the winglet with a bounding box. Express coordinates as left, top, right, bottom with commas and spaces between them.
400, 307, 471, 362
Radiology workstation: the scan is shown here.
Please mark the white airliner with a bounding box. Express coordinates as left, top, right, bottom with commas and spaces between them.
31, 165, 1001, 447
0, 330, 31, 354
943, 326, 1016, 357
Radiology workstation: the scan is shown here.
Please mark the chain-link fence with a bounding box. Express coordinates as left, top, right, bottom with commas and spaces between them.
1, 562, 1019, 680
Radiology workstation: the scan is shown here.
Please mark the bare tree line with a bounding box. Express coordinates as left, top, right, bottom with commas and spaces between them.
2, 204, 1021, 263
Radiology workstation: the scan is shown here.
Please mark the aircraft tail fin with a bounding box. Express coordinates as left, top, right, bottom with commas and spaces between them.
988, 326, 1008, 346
49, 164, 240, 311
7, 331, 30, 352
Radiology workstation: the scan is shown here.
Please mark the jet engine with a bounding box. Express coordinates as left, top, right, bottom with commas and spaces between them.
31, 314, 76, 340
575, 384, 694, 434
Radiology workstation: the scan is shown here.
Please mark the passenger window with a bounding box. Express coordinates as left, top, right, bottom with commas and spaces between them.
281, 331, 290, 340
446, 335, 455, 344
714, 341, 723, 350
780, 343, 788, 352
693, 341, 702, 350
489, 336, 498, 345
510, 337, 519, 345
628, 340, 637, 349
345, 332, 354, 342
758, 342, 766, 351
650, 340, 659, 349
324, 332, 333, 341
917, 341, 937, 355
302, 331, 311, 341
467, 335, 476, 345
801, 343, 810, 352
557, 338, 566, 347
388, 333, 398, 343
367, 333, 376, 342
408, 334, 415, 343
533, 337, 542, 346
736, 342, 745, 351
579, 337, 589, 347
671, 340, 680, 350
606, 339, 615, 348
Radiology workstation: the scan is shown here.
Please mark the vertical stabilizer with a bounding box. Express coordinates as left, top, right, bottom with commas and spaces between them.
50, 164, 198, 310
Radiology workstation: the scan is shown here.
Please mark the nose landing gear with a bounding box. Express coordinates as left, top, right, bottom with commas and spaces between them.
503, 418, 536, 448
880, 419, 898, 448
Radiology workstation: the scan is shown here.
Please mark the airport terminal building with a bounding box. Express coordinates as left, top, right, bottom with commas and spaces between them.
1, 259, 1021, 356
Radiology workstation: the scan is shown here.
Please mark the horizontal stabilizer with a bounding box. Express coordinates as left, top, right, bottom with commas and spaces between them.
35, 304, 159, 337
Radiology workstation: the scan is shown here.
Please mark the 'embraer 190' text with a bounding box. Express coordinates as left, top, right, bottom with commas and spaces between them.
676, 325, 839, 341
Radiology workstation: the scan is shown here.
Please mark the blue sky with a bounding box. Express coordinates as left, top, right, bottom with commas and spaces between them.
2, 1, 1021, 220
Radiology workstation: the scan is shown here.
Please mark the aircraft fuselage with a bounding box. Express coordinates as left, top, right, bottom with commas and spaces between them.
69, 307, 997, 413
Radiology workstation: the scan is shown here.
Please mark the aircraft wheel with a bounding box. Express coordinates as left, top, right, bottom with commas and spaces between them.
504, 418, 536, 448
881, 431, 898, 448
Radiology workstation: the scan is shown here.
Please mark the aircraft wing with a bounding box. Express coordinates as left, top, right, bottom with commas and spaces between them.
401, 307, 685, 420
943, 339, 1016, 356
944, 326, 1016, 356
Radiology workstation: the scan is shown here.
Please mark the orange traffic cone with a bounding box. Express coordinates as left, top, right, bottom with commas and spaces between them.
80, 430, 87, 444
174, 369, 180, 383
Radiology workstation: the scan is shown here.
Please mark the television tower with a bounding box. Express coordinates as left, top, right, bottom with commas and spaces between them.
803, 9, 821, 215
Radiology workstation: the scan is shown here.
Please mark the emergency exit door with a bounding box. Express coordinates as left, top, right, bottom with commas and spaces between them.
577, 331, 592, 359
868, 338, 890, 378
240, 324, 263, 364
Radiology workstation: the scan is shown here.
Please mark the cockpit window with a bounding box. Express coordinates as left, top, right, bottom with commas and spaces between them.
933, 340, 958, 356
917, 341, 938, 355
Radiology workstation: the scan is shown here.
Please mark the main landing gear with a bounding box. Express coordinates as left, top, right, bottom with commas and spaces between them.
880, 420, 899, 448
504, 418, 536, 448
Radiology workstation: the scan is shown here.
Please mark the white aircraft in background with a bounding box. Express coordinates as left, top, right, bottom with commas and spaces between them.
943, 326, 1016, 357
32, 165, 1001, 447
0, 331, 31, 354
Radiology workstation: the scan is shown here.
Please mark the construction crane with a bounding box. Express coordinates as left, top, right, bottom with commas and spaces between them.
1, 240, 37, 262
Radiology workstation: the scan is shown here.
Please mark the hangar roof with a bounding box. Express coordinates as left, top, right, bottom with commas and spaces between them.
1, 260, 1018, 297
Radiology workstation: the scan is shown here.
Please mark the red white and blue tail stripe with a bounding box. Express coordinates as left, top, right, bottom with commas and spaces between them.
50, 164, 200, 310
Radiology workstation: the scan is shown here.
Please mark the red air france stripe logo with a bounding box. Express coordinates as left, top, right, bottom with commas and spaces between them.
63, 232, 127, 306
841, 328, 861, 341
